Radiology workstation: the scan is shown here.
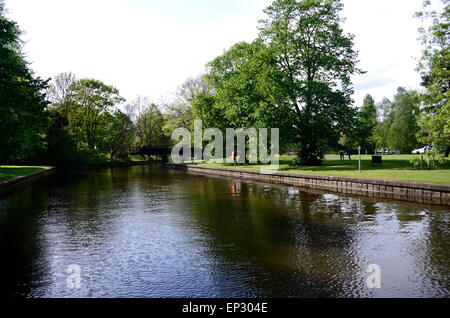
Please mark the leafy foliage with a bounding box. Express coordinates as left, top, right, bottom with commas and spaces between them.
191, 0, 362, 165
259, 0, 363, 165
416, 0, 449, 149
68, 78, 125, 149
0, 3, 50, 163
356, 95, 378, 153
98, 110, 135, 161
128, 96, 168, 149
410, 146, 445, 170
372, 88, 421, 153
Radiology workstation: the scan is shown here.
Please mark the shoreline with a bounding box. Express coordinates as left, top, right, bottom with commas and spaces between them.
165, 164, 450, 206
0, 167, 57, 195
0, 161, 159, 195
86, 160, 161, 169
2, 163, 448, 206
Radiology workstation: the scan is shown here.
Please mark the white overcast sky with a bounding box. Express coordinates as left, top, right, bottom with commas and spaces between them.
4, 0, 428, 107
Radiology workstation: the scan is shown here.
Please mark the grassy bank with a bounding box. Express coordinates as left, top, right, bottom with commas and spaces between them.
0, 166, 51, 182
128, 155, 160, 162
198, 155, 450, 185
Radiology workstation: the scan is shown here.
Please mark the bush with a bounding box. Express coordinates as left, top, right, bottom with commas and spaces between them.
409, 146, 445, 170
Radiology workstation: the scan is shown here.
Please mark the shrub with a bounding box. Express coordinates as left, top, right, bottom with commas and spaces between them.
409, 146, 445, 170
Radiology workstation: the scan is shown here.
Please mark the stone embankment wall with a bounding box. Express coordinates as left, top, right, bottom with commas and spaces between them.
166, 164, 450, 206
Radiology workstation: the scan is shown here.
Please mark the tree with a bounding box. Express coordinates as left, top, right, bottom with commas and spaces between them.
416, 0, 449, 152
201, 40, 286, 134
387, 88, 421, 153
163, 76, 209, 130
196, 39, 295, 157
373, 98, 394, 150
98, 110, 135, 160
68, 79, 124, 149
43, 108, 80, 166
129, 96, 167, 149
372, 88, 420, 153
0, 2, 49, 163
192, 0, 362, 162
47, 72, 76, 118
355, 94, 378, 153
191, 91, 227, 132
259, 0, 363, 165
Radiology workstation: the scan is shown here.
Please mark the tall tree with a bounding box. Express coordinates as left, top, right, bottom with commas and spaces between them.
47, 72, 76, 118
259, 0, 363, 165
98, 110, 135, 160
356, 94, 378, 153
164, 76, 209, 130
0, 2, 49, 163
191, 91, 227, 132
416, 0, 449, 151
373, 98, 394, 150
129, 96, 167, 148
372, 88, 420, 153
386, 88, 421, 153
204, 40, 283, 130
68, 79, 124, 149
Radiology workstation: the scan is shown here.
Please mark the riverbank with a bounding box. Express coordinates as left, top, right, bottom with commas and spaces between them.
0, 161, 159, 195
166, 164, 450, 206
199, 155, 450, 185
0, 166, 52, 182
87, 160, 160, 169
0, 166, 56, 195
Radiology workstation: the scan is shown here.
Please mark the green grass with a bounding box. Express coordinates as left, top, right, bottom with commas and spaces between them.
0, 166, 51, 182
128, 155, 158, 162
101, 154, 156, 162
198, 154, 450, 185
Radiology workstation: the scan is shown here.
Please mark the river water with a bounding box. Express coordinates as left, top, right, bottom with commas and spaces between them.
0, 165, 448, 298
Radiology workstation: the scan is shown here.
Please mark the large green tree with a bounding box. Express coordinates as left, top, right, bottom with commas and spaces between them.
197, 39, 292, 153
98, 110, 135, 160
387, 88, 421, 153
192, 0, 362, 164
372, 88, 421, 153
68, 79, 124, 149
191, 91, 227, 132
205, 41, 281, 130
0, 2, 49, 163
416, 0, 449, 152
259, 0, 363, 165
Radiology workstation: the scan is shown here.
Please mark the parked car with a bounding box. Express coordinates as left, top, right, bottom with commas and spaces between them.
412, 145, 431, 154
376, 148, 392, 154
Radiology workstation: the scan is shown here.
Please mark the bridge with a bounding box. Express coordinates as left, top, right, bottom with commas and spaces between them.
131, 146, 172, 157
131, 147, 206, 161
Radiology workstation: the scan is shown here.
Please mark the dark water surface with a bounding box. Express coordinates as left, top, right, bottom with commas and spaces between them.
0, 165, 448, 298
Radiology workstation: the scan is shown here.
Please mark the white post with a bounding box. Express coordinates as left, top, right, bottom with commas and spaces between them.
358, 146, 361, 173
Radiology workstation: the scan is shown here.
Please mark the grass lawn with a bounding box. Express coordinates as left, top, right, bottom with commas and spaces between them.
198, 154, 450, 185
0, 166, 51, 183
